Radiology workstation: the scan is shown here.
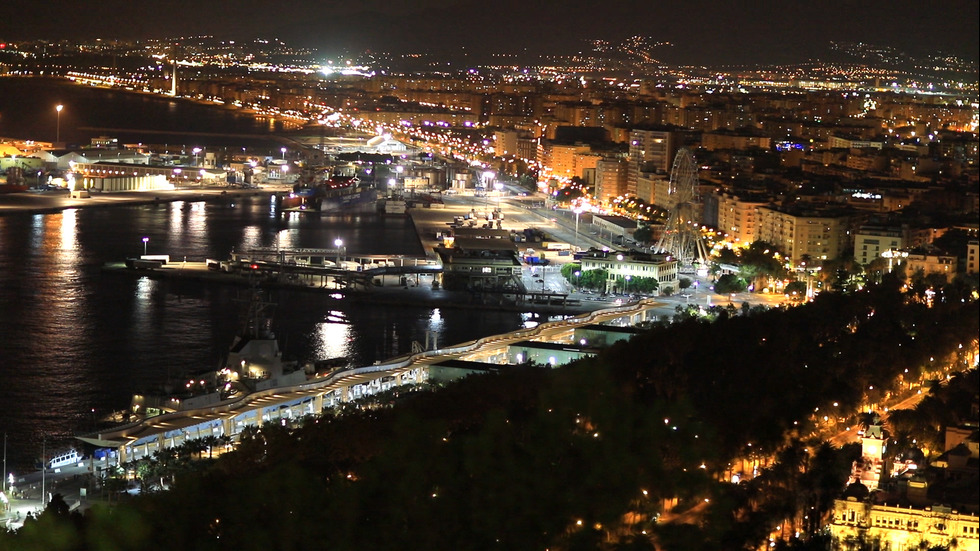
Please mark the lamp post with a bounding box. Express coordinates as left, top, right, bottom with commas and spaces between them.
573, 207, 582, 251
482, 171, 494, 212
192, 147, 202, 166
281, 147, 287, 160
334, 238, 343, 268
142, 237, 149, 257
55, 104, 63, 143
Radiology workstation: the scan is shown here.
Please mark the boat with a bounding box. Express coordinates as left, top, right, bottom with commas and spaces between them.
46, 448, 83, 469
378, 198, 407, 215
129, 290, 314, 418
218, 290, 310, 395
276, 170, 377, 213
0, 169, 30, 193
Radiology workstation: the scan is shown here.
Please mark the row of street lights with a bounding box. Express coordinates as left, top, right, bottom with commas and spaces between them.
136, 237, 345, 265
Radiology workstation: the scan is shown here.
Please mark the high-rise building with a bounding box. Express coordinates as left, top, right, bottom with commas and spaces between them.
548, 143, 592, 179
627, 128, 676, 195
968, 240, 979, 275
594, 158, 628, 205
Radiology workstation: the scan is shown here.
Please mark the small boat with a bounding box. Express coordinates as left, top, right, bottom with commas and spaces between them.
47, 448, 83, 469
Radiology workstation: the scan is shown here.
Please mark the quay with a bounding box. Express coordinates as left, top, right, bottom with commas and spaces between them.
96, 190, 607, 314
102, 247, 589, 314
75, 297, 665, 466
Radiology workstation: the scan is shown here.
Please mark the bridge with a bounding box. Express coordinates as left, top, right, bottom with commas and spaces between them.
76, 298, 664, 466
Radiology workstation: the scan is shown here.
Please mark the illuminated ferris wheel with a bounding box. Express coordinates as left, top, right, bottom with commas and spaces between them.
653, 148, 709, 270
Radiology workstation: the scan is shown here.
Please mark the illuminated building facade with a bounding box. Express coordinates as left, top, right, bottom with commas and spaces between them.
830, 500, 979, 551
594, 157, 628, 205
627, 128, 676, 195
756, 206, 857, 263
713, 192, 768, 247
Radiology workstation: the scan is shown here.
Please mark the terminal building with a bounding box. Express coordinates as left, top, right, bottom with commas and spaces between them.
434, 230, 523, 291
578, 249, 679, 295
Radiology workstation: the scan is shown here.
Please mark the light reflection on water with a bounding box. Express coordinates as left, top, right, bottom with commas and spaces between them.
0, 197, 529, 471
314, 312, 354, 361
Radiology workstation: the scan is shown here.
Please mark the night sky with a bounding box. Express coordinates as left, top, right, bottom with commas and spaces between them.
2, 0, 978, 64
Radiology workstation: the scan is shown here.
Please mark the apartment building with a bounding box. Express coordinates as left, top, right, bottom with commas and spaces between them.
713, 192, 769, 247
756, 206, 857, 262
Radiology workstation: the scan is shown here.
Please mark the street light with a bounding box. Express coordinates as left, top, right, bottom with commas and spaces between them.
192, 147, 202, 166
142, 236, 149, 257
281, 147, 287, 160
55, 104, 63, 143
334, 238, 344, 267
573, 207, 582, 251
482, 171, 495, 211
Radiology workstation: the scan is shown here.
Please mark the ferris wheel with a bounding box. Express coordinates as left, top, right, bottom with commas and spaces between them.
653, 148, 709, 270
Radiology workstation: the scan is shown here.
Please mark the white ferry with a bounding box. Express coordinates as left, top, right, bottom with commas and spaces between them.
47, 448, 83, 469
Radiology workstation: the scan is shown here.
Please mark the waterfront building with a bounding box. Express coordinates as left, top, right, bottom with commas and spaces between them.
578, 249, 678, 294
506, 340, 599, 367
71, 161, 185, 191
572, 324, 643, 347
591, 214, 637, 243
434, 238, 523, 291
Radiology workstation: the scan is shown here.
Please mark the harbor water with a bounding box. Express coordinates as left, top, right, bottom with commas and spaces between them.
0, 79, 527, 472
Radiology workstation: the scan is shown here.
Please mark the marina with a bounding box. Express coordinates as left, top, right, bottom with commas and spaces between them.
75, 296, 664, 466
0, 183, 624, 479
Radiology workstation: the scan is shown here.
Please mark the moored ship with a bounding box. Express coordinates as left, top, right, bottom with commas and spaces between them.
277, 171, 377, 213
126, 291, 342, 420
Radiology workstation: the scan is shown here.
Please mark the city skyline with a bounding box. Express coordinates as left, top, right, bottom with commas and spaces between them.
3, 0, 978, 65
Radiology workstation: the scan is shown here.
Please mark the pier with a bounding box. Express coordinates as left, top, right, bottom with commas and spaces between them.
76, 297, 664, 466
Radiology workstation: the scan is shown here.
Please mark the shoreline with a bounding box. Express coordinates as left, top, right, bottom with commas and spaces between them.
0, 75, 307, 150
0, 186, 283, 216
1, 187, 605, 316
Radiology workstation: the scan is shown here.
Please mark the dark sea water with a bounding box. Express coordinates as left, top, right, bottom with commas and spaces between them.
0, 77, 288, 153
0, 78, 526, 472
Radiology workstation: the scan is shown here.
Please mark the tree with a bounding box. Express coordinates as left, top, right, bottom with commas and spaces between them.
678, 277, 692, 290
714, 274, 747, 294
561, 262, 582, 281
578, 269, 609, 291
738, 242, 787, 290
785, 281, 807, 299
633, 225, 654, 244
